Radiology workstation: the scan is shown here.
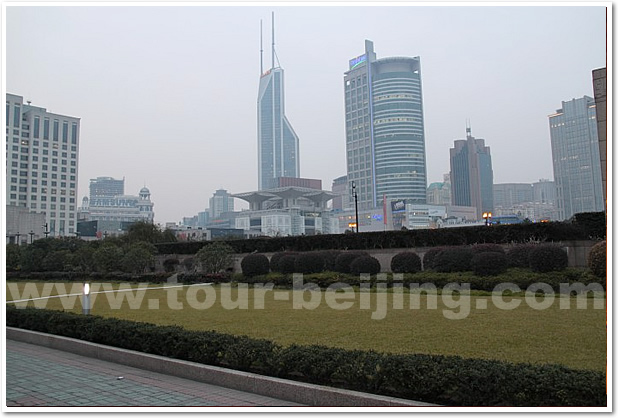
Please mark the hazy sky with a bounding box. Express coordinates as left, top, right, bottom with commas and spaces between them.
5, 4, 607, 225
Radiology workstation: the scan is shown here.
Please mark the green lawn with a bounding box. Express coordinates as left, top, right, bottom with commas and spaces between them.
6, 282, 607, 372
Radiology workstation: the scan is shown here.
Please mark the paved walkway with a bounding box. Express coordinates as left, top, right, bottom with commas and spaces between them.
5, 339, 302, 407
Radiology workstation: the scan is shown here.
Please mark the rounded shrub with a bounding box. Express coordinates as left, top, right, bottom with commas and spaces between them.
163, 258, 180, 273
422, 247, 445, 270
471, 251, 508, 276
294, 252, 325, 274
334, 251, 369, 274
470, 243, 505, 254
279, 255, 297, 274
270, 252, 297, 273
528, 244, 568, 273
318, 250, 342, 271
349, 256, 381, 275
390, 252, 422, 274
433, 247, 473, 273
240, 253, 270, 277
506, 244, 535, 268
587, 241, 606, 278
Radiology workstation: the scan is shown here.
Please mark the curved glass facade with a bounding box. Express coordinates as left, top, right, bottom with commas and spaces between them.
344, 41, 427, 209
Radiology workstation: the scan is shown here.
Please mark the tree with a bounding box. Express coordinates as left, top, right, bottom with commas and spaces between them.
41, 250, 71, 272
121, 246, 155, 274
71, 245, 97, 273
6, 244, 22, 271
123, 221, 177, 244
93, 244, 123, 273
195, 242, 235, 273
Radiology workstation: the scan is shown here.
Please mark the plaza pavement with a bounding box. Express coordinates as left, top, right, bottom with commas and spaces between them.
5, 339, 302, 407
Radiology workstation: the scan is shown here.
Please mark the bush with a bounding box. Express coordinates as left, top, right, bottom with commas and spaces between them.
506, 244, 535, 268
434, 247, 473, 273
471, 252, 509, 276
391, 252, 422, 274
470, 243, 505, 254
528, 244, 568, 273
587, 241, 606, 278
240, 254, 270, 277
317, 250, 342, 271
270, 252, 297, 273
278, 255, 297, 274
195, 242, 235, 273
334, 251, 369, 274
422, 247, 445, 270
163, 258, 180, 273
6, 306, 607, 407
294, 252, 325, 274
349, 256, 381, 275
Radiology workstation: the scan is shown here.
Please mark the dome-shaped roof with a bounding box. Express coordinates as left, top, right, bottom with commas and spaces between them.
139, 186, 150, 194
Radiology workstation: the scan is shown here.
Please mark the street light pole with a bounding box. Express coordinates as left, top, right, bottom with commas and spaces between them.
43, 223, 50, 238
352, 181, 359, 233
15, 232, 21, 246
29, 230, 34, 244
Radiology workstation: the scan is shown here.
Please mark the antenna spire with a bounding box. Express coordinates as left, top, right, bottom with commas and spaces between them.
260, 19, 263, 74
271, 11, 275, 69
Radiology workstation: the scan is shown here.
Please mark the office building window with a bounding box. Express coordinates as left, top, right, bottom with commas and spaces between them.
43, 119, 50, 139
62, 121, 68, 142
53, 120, 59, 141
33, 116, 40, 138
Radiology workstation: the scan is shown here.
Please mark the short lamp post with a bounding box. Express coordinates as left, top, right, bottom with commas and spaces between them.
29, 230, 34, 244
82, 282, 91, 315
482, 211, 493, 226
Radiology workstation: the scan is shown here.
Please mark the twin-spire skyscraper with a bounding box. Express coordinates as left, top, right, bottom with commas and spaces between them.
257, 13, 300, 190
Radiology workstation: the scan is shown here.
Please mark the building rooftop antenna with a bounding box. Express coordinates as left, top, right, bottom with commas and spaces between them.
271, 12, 275, 69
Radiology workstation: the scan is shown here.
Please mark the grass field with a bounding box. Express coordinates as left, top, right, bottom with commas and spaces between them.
6, 281, 607, 372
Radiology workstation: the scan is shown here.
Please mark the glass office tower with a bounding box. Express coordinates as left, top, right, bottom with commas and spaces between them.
549, 96, 603, 220
257, 66, 300, 190
344, 40, 427, 210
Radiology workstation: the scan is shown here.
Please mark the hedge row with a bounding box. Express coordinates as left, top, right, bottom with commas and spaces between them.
6, 306, 606, 406
154, 214, 605, 255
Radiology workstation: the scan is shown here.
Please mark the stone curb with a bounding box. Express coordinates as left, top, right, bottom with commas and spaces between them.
7, 327, 437, 407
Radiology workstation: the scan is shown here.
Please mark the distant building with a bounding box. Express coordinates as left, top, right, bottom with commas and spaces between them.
78, 178, 154, 237
427, 174, 451, 206
6, 93, 80, 236
592, 68, 607, 211
344, 40, 427, 210
449, 127, 494, 220
267, 176, 321, 190
5, 205, 47, 244
233, 186, 334, 236
331, 175, 348, 211
257, 16, 300, 190
209, 189, 234, 219
532, 179, 556, 205
493, 183, 534, 209
549, 96, 603, 220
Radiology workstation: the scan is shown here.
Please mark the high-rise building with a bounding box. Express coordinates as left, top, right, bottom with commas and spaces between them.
449, 127, 494, 220
592, 68, 607, 211
89, 176, 124, 201
257, 15, 300, 190
549, 96, 604, 220
6, 93, 80, 236
426, 173, 451, 206
331, 175, 348, 211
532, 179, 556, 205
344, 40, 427, 210
209, 189, 234, 219
493, 183, 534, 209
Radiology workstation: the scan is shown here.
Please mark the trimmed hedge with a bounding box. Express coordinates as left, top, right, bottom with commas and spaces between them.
506, 244, 535, 268
240, 254, 270, 277
279, 255, 297, 274
390, 252, 422, 274
334, 251, 369, 274
588, 241, 606, 278
294, 252, 325, 274
471, 252, 509, 276
270, 252, 297, 273
529, 244, 568, 273
6, 306, 606, 406
153, 217, 605, 255
422, 247, 445, 271
434, 247, 473, 273
349, 256, 381, 275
